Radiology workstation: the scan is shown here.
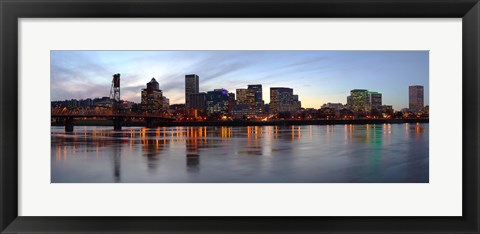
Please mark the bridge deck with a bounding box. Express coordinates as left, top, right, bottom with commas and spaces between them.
51, 114, 174, 120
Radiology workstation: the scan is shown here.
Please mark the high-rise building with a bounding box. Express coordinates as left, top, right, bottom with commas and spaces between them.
293, 95, 301, 111
141, 78, 163, 113
189, 92, 207, 113
236, 89, 253, 105
206, 89, 231, 115
368, 91, 382, 110
347, 89, 369, 112
264, 104, 270, 114
235, 89, 255, 117
162, 96, 170, 111
247, 84, 264, 114
237, 88, 255, 106
248, 84, 262, 102
270, 87, 300, 114
228, 93, 236, 113
347, 89, 382, 111
409, 85, 424, 112
185, 74, 199, 108
234, 85, 265, 116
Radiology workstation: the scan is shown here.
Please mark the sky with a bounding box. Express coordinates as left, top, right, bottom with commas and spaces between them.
51, 50, 429, 110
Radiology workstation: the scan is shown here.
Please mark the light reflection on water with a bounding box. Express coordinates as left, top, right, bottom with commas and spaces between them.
51, 124, 428, 183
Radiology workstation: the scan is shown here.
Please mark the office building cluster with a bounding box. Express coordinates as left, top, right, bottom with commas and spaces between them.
346, 89, 383, 112
343, 86, 425, 114
51, 73, 427, 120
181, 74, 302, 119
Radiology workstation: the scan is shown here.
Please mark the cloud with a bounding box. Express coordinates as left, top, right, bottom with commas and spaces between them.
186, 54, 252, 81
50, 50, 429, 110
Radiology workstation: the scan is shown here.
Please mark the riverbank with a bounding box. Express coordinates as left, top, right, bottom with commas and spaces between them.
52, 118, 428, 127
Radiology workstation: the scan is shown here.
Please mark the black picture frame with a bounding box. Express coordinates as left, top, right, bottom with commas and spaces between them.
1, 0, 479, 233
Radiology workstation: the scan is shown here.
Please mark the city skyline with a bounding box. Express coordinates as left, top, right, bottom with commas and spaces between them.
51, 50, 429, 110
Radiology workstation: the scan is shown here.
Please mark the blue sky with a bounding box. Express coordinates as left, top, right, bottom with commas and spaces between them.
51, 50, 429, 110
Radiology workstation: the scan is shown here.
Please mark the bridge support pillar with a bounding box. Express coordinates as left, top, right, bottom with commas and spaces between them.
113, 117, 124, 131
146, 118, 154, 128
65, 117, 74, 132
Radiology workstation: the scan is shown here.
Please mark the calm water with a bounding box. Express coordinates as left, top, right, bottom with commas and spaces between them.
51, 124, 428, 183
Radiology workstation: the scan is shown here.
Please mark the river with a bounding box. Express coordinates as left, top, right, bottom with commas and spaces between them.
51, 123, 428, 183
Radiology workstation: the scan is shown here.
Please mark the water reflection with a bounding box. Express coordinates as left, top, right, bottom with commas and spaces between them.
186, 154, 200, 173
111, 145, 121, 182
51, 124, 429, 183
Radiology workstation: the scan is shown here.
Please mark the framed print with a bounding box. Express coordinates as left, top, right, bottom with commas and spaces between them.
49, 50, 431, 184
0, 0, 479, 233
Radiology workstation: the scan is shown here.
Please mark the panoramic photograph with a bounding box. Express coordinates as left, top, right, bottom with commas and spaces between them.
51, 50, 429, 183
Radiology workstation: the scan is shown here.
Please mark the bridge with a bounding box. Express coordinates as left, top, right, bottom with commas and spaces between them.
52, 73, 175, 132
51, 114, 174, 132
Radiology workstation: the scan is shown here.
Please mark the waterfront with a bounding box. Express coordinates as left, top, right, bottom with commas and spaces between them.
51, 123, 429, 183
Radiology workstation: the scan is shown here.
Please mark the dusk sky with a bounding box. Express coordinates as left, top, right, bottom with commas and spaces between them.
51, 50, 429, 110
